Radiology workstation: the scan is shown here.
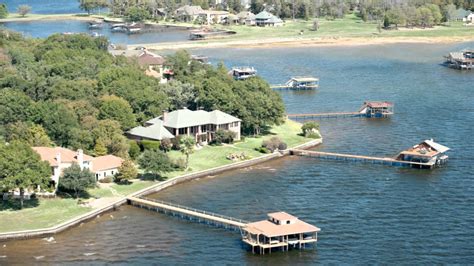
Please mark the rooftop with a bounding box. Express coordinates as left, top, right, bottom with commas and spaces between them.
400, 139, 450, 157
92, 155, 124, 172
291, 76, 318, 82
162, 108, 241, 129
244, 212, 320, 237
137, 51, 166, 66
268, 212, 298, 221
365, 101, 394, 108
128, 120, 175, 140
32, 147, 93, 167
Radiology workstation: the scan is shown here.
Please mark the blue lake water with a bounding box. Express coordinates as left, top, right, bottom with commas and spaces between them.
1, 42, 474, 264
0, 20, 190, 45
2, 0, 82, 14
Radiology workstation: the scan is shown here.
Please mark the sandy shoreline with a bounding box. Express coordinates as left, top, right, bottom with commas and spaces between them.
0, 14, 99, 23
134, 35, 474, 51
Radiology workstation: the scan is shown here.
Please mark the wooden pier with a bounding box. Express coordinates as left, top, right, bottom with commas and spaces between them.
287, 112, 363, 120
290, 149, 434, 168
127, 196, 248, 231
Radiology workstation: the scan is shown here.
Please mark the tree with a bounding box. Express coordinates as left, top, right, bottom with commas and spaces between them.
0, 3, 8, 19
0, 89, 33, 125
0, 142, 51, 209
138, 149, 174, 178
78, 0, 105, 15
17, 5, 31, 17
5, 122, 53, 146
114, 159, 138, 183
58, 163, 96, 198
160, 138, 173, 152
94, 139, 108, 156
128, 140, 140, 159
160, 81, 196, 110
126, 7, 150, 22
99, 95, 136, 130
179, 136, 195, 169
442, 4, 457, 24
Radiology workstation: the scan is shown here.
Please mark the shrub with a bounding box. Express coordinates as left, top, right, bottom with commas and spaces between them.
172, 157, 186, 170
307, 132, 321, 139
255, 147, 270, 153
301, 122, 319, 137
213, 129, 236, 145
160, 138, 173, 152
99, 176, 113, 183
278, 142, 288, 151
140, 139, 161, 151
171, 136, 181, 150
262, 137, 287, 152
128, 140, 140, 159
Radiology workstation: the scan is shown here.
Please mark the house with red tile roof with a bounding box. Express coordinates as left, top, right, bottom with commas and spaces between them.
32, 147, 124, 187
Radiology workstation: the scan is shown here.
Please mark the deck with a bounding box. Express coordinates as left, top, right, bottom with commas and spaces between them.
290, 149, 434, 168
127, 196, 248, 230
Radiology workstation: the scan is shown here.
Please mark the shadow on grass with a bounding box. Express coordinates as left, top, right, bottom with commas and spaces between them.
1, 198, 40, 211
139, 173, 167, 182
56, 190, 93, 200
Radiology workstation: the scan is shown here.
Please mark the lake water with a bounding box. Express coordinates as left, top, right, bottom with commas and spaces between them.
2, 0, 82, 14
1, 42, 474, 264
0, 20, 190, 45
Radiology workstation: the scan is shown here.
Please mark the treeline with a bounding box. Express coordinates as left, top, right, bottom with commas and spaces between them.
0, 30, 285, 158
78, 0, 473, 24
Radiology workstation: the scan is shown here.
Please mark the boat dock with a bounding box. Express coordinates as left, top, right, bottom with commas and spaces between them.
271, 77, 319, 90
127, 196, 321, 254
128, 196, 248, 230
290, 149, 437, 169
288, 112, 362, 120
287, 101, 394, 120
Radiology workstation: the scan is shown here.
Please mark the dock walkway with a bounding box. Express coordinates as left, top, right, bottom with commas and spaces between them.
290, 149, 433, 168
128, 196, 248, 230
287, 112, 363, 120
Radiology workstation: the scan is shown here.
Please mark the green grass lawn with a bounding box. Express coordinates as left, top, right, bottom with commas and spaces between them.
166, 119, 314, 177
0, 198, 91, 233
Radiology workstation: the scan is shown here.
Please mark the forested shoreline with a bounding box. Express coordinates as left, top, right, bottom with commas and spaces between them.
0, 30, 285, 158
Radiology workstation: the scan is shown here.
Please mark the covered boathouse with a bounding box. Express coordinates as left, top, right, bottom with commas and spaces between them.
444, 50, 474, 70
396, 139, 450, 168
359, 101, 394, 118
241, 212, 320, 254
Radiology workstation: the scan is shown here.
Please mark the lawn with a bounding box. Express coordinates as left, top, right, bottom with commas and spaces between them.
0, 198, 91, 233
166, 119, 314, 177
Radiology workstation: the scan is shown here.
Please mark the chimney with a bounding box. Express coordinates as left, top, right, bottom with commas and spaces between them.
162, 110, 168, 122
77, 149, 84, 170
55, 152, 62, 165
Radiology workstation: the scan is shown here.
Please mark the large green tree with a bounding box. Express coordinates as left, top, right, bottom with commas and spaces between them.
0, 142, 51, 209
99, 95, 136, 130
138, 149, 174, 178
58, 163, 96, 198
5, 121, 53, 146
0, 3, 8, 19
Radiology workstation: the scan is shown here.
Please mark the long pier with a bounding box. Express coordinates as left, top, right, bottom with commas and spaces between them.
127, 196, 248, 231
290, 149, 433, 168
287, 112, 363, 120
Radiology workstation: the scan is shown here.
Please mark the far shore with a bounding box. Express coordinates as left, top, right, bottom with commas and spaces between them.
0, 13, 100, 23
133, 35, 474, 51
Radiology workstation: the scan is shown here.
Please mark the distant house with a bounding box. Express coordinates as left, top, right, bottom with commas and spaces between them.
200, 10, 229, 24
455, 8, 471, 21
176, 5, 204, 22
464, 12, 474, 23
127, 108, 241, 144
32, 147, 124, 185
109, 49, 172, 83
237, 11, 256, 25
255, 11, 283, 27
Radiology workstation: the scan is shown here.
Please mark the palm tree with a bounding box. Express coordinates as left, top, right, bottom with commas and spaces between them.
179, 136, 195, 169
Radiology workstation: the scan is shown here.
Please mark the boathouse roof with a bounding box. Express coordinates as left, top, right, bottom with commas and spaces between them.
291, 76, 318, 82
364, 101, 394, 108
244, 212, 320, 237
399, 139, 450, 158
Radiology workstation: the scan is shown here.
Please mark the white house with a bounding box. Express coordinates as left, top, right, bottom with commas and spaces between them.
33, 147, 124, 185
463, 13, 474, 23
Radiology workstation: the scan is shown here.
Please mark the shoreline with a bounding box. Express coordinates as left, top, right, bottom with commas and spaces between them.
0, 138, 322, 241
135, 35, 474, 51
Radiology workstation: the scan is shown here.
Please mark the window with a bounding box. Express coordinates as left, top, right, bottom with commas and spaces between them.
179, 128, 187, 135
111, 171, 114, 175
201, 125, 208, 132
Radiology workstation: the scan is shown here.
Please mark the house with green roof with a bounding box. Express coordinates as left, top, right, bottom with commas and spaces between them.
127, 108, 241, 144
255, 11, 283, 27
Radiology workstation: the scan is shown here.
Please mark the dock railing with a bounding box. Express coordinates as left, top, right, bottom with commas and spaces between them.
136, 196, 250, 225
